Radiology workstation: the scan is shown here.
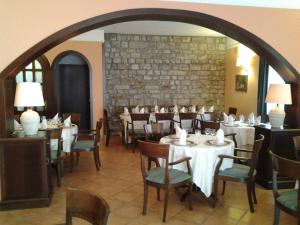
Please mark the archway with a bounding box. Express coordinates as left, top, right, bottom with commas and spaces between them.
0, 8, 299, 136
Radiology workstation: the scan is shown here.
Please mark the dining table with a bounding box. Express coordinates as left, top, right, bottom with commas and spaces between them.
160, 133, 234, 197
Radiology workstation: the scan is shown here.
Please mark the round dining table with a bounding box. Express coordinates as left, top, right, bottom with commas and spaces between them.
160, 134, 234, 197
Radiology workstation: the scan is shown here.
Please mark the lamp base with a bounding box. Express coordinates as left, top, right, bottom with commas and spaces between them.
20, 109, 40, 136
268, 106, 285, 128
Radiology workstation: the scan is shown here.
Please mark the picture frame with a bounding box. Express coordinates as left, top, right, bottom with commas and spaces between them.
235, 75, 248, 92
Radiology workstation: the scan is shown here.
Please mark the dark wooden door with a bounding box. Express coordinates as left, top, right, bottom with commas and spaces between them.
58, 64, 90, 129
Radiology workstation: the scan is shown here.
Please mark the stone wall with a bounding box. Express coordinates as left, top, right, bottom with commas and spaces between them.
104, 33, 226, 115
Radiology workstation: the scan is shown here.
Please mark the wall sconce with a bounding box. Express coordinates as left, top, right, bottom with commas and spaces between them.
236, 44, 255, 75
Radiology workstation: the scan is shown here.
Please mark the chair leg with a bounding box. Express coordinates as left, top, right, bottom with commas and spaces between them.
156, 187, 160, 201
213, 177, 219, 208
246, 182, 255, 212
70, 151, 74, 173
273, 205, 280, 225
162, 189, 169, 222
76, 152, 80, 166
187, 182, 193, 211
143, 183, 149, 215
221, 180, 226, 195
56, 161, 61, 187
106, 131, 110, 147
93, 150, 100, 171
252, 182, 257, 204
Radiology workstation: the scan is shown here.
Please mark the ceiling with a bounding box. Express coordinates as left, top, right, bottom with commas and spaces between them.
163, 0, 300, 9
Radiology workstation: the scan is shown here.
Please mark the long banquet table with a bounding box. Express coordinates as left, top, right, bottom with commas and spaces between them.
160, 134, 234, 197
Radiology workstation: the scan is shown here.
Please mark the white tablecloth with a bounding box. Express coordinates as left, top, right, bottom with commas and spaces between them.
221, 122, 255, 147
160, 134, 234, 197
50, 124, 78, 153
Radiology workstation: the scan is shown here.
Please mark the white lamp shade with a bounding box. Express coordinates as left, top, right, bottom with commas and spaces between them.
14, 82, 45, 107
265, 84, 292, 105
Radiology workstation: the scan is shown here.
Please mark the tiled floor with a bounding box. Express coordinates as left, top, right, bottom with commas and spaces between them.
0, 136, 297, 225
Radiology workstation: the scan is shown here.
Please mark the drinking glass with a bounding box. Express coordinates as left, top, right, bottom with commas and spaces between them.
204, 128, 211, 135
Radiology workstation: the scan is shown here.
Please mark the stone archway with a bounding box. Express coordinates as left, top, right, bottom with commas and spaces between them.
0, 8, 299, 136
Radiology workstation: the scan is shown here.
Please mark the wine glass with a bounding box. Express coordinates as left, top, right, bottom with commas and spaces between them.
204, 128, 211, 135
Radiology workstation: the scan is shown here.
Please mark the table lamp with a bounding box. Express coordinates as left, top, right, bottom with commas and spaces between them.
14, 82, 45, 135
265, 84, 292, 128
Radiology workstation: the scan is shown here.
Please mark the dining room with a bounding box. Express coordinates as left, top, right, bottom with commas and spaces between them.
1, 2, 300, 225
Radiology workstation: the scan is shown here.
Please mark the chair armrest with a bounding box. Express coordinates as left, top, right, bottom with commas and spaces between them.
234, 148, 253, 153
168, 157, 192, 166
224, 133, 236, 137
218, 154, 251, 161
172, 119, 180, 124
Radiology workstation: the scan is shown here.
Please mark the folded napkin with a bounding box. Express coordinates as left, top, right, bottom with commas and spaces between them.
41, 117, 48, 129
255, 116, 261, 125
208, 105, 214, 112
228, 115, 234, 125
239, 114, 245, 123
64, 116, 71, 127
223, 112, 228, 123
175, 124, 181, 138
124, 107, 129, 115
140, 107, 145, 113
14, 119, 21, 130
160, 107, 165, 113
216, 129, 224, 144
180, 107, 186, 113
248, 112, 255, 124
179, 129, 187, 145
52, 113, 58, 122
199, 106, 205, 114
154, 105, 159, 113
173, 105, 178, 113
132, 105, 139, 113
190, 105, 196, 113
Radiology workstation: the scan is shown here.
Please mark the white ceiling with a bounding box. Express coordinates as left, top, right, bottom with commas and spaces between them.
163, 0, 300, 9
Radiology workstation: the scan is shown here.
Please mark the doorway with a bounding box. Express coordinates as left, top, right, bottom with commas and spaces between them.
53, 53, 91, 129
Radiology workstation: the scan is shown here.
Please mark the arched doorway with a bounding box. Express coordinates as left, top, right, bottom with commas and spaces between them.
52, 51, 92, 129
0, 8, 299, 136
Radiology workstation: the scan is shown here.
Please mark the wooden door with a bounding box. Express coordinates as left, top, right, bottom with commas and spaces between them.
58, 64, 90, 129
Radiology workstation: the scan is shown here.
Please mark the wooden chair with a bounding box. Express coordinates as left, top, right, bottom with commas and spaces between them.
200, 112, 216, 121
143, 123, 164, 143
228, 107, 237, 115
126, 113, 150, 152
138, 140, 193, 222
293, 136, 300, 160
70, 119, 102, 172
66, 188, 110, 225
174, 112, 197, 134
49, 128, 63, 187
213, 134, 264, 212
103, 109, 122, 147
63, 113, 81, 128
270, 151, 300, 225
155, 112, 174, 134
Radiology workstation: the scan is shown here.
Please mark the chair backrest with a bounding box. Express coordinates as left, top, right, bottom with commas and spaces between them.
66, 188, 110, 225
228, 107, 237, 115
179, 112, 197, 121
293, 136, 300, 160
200, 120, 220, 134
130, 113, 150, 122
155, 113, 174, 122
63, 113, 81, 127
94, 119, 103, 147
138, 140, 170, 184
201, 112, 216, 121
103, 109, 109, 133
144, 123, 164, 143
247, 134, 264, 176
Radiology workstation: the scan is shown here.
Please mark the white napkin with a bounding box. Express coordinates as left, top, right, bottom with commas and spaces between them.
41, 117, 48, 129
124, 107, 129, 115
64, 116, 71, 127
154, 105, 159, 113
14, 119, 21, 130
160, 107, 165, 113
239, 114, 245, 123
191, 105, 196, 113
180, 107, 186, 113
208, 105, 214, 112
175, 124, 181, 138
223, 112, 228, 123
173, 105, 178, 113
216, 129, 224, 144
199, 106, 205, 114
179, 129, 187, 145
248, 112, 255, 124
255, 116, 261, 125
140, 107, 145, 113
228, 115, 234, 125
52, 113, 58, 123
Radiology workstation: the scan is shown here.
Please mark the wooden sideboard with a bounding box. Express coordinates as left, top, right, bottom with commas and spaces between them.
0, 136, 52, 210
255, 125, 300, 189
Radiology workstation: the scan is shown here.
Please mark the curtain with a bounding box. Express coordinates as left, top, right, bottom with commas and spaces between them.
257, 58, 269, 115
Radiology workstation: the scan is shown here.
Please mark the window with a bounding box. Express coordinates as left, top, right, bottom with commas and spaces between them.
266, 66, 285, 113
15, 60, 44, 111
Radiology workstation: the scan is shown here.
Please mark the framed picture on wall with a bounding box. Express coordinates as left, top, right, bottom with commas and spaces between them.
235, 75, 248, 92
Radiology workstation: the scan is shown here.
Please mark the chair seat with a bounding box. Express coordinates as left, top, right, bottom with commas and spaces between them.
277, 190, 298, 212
109, 122, 122, 131
146, 167, 192, 184
73, 140, 94, 151
219, 163, 256, 182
